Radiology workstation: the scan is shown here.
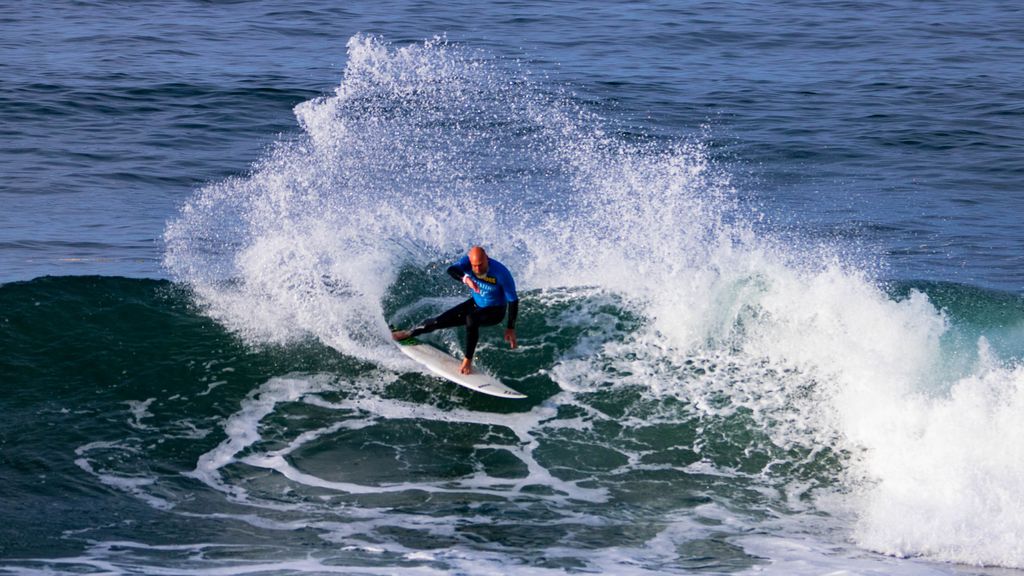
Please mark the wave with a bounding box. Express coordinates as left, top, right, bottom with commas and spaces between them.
162, 35, 1024, 569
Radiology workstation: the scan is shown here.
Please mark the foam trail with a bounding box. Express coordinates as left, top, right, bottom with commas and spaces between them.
192, 374, 607, 503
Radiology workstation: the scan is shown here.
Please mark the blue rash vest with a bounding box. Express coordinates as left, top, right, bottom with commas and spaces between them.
451, 255, 518, 309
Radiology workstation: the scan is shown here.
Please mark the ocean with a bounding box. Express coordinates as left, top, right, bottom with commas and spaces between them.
2, 1, 1024, 574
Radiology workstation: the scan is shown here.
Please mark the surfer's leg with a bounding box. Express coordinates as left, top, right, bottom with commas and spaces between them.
407, 299, 475, 338
463, 304, 507, 361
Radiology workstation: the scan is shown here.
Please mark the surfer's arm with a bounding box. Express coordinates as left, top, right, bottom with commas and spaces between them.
506, 299, 518, 330
504, 300, 519, 349
447, 264, 479, 292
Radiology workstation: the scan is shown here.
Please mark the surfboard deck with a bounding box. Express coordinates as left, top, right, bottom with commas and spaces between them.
393, 335, 527, 399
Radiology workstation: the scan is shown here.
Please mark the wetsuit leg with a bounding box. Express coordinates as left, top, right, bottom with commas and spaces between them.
409, 300, 506, 362
409, 299, 476, 338
464, 305, 506, 362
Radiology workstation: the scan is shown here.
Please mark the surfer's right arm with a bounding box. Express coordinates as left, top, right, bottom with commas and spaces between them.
447, 263, 479, 293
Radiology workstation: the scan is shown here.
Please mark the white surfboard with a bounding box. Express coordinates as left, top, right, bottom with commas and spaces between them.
394, 336, 527, 399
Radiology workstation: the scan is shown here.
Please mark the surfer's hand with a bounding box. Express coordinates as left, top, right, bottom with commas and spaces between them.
504, 328, 517, 349
462, 274, 480, 293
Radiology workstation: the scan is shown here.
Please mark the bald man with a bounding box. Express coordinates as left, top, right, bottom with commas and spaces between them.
392, 246, 519, 374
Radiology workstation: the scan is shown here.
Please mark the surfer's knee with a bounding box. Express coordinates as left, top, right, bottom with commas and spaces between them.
409, 320, 434, 336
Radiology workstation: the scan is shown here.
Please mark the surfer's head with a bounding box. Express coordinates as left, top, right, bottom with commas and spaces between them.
468, 246, 489, 277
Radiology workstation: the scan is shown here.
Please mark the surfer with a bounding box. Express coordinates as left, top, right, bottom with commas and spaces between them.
392, 246, 519, 374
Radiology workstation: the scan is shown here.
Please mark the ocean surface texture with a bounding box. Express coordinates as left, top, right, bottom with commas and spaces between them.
3, 1, 1023, 574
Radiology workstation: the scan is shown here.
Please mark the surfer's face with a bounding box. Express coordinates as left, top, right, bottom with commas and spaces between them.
469, 253, 489, 277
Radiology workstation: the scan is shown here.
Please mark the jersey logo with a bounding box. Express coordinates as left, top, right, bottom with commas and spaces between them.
476, 275, 497, 284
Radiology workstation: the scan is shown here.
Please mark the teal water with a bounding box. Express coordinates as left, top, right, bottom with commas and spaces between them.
0, 276, 768, 572
3, 273, 1023, 574
3, 1, 1024, 574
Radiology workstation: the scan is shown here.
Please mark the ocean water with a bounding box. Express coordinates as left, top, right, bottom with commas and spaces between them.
2, 1, 1024, 574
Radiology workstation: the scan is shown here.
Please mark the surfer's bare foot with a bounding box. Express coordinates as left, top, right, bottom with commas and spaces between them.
460, 358, 472, 375
392, 330, 411, 340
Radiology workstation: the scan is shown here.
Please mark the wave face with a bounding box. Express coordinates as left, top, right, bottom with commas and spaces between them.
3, 35, 1018, 574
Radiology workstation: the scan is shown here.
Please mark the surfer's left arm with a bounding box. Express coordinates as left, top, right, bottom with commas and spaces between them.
503, 263, 519, 349
504, 299, 518, 349
497, 263, 519, 349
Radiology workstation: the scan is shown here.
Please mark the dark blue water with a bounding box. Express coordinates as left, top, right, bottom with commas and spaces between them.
3, 2, 1024, 574
4, 1, 1022, 290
